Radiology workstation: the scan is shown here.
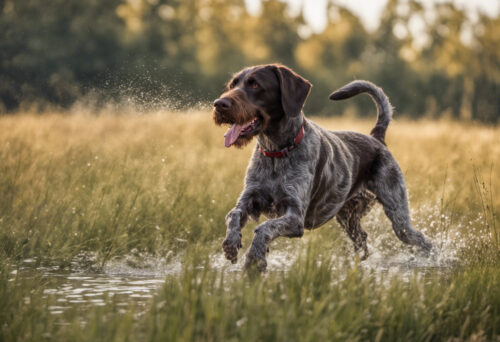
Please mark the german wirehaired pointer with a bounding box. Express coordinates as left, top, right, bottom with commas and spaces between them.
213, 64, 432, 271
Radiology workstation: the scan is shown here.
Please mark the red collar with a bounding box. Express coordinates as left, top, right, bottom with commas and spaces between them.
258, 125, 305, 158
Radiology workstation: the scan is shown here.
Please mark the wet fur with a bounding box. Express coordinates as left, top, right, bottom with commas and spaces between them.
214, 64, 432, 272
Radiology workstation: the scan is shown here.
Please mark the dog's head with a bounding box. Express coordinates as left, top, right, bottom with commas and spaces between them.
213, 64, 311, 148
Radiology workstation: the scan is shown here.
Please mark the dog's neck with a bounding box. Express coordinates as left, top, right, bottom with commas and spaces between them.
257, 113, 304, 151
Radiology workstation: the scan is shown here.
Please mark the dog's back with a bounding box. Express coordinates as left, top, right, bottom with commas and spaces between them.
304, 121, 385, 229
304, 81, 395, 229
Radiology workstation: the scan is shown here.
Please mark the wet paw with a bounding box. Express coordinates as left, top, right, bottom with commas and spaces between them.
417, 239, 433, 257
244, 240, 268, 272
244, 254, 267, 273
222, 232, 242, 264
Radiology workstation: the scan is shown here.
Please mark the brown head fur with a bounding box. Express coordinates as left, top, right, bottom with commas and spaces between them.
212, 64, 310, 148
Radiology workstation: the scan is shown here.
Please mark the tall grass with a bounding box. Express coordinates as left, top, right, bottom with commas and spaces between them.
2, 247, 500, 341
0, 112, 247, 264
0, 111, 499, 341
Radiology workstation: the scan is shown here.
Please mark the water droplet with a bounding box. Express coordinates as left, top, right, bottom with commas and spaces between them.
236, 317, 247, 327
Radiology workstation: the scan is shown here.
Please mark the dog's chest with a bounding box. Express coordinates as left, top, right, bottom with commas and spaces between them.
248, 157, 311, 210
254, 158, 305, 189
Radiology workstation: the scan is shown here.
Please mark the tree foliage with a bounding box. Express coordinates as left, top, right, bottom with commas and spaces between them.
0, 0, 498, 122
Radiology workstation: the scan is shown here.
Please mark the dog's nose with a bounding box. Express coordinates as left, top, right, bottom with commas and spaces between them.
213, 98, 231, 109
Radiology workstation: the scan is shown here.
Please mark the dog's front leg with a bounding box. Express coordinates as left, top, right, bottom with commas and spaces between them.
222, 207, 247, 263
245, 207, 304, 272
223, 190, 266, 263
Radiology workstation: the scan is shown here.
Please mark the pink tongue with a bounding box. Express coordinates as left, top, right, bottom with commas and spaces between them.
224, 124, 245, 147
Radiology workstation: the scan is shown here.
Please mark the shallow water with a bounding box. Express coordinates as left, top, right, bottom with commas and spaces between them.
12, 261, 166, 317
11, 250, 300, 317
10, 247, 456, 319
10, 204, 474, 319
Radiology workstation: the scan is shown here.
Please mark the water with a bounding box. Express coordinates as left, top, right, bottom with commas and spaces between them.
11, 247, 305, 318
12, 257, 171, 317
9, 204, 476, 320
12, 248, 454, 318
10, 249, 451, 320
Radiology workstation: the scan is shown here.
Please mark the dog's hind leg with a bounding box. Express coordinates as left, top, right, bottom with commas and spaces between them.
367, 153, 432, 251
336, 191, 376, 260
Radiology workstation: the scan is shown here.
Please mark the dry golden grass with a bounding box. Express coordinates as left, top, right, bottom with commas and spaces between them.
1, 111, 500, 341
0, 112, 498, 261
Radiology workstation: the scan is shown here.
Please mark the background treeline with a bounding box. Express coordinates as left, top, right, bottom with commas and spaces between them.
1, 0, 499, 122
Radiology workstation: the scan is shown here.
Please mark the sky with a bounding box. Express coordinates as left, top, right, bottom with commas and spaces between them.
245, 0, 500, 32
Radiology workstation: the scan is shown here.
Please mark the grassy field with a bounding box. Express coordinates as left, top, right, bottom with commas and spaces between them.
1, 111, 499, 341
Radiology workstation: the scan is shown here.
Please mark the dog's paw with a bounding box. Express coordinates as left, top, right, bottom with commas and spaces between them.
222, 232, 242, 264
244, 253, 267, 273
417, 238, 434, 257
244, 238, 268, 272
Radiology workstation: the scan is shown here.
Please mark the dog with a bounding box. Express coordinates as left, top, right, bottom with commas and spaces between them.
212, 64, 432, 271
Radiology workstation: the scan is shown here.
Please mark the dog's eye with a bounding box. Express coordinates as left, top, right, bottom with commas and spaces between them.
229, 78, 239, 89
248, 79, 259, 89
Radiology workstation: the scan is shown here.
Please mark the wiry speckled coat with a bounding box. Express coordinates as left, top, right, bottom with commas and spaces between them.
213, 64, 432, 271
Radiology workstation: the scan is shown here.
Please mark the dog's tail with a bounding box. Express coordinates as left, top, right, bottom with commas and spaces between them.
329, 80, 392, 144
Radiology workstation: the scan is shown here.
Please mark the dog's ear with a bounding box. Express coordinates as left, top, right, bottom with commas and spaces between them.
273, 65, 311, 117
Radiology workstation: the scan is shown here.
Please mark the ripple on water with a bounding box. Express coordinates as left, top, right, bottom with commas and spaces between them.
16, 255, 173, 316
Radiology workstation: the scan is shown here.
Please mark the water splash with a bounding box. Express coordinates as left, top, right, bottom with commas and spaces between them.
72, 69, 213, 114
102, 252, 182, 277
